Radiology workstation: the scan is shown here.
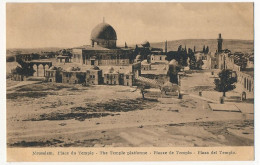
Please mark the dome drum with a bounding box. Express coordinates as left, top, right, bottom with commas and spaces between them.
91, 39, 116, 49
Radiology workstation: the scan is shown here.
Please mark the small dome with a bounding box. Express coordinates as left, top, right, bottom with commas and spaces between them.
169, 59, 178, 66
61, 49, 66, 54
91, 23, 117, 41
142, 40, 150, 47
162, 81, 180, 91
90, 65, 100, 70
66, 67, 73, 72
141, 60, 149, 65
107, 67, 114, 73
136, 55, 142, 60
49, 66, 57, 70
66, 67, 80, 72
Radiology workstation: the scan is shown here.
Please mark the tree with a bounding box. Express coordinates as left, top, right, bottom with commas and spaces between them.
196, 59, 204, 69
184, 45, 187, 54
187, 48, 196, 69
166, 45, 189, 67
55, 67, 63, 83
136, 81, 151, 99
76, 73, 86, 84
12, 59, 35, 77
214, 69, 237, 97
205, 46, 209, 54
177, 45, 182, 52
161, 81, 180, 95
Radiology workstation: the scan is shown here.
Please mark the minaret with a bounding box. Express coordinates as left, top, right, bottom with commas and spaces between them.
165, 40, 168, 55
125, 42, 128, 48
217, 33, 223, 53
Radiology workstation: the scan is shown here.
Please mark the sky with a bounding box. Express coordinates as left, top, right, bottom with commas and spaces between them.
6, 3, 254, 49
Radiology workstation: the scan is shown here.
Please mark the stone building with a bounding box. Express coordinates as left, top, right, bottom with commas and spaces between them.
141, 60, 151, 70
72, 21, 135, 66
86, 66, 103, 85
103, 67, 123, 85
124, 71, 134, 86
40, 51, 57, 59
206, 52, 218, 69
214, 33, 254, 95
237, 70, 254, 94
56, 49, 72, 63
62, 67, 86, 84
102, 66, 137, 86
14, 53, 39, 62
45, 66, 58, 82
56, 55, 71, 63
150, 54, 167, 64
44, 62, 140, 87
131, 61, 141, 78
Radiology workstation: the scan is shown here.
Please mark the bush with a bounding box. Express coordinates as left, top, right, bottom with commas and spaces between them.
6, 56, 15, 62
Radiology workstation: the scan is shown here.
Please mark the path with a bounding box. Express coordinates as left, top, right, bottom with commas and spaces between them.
6, 81, 41, 91
187, 93, 218, 103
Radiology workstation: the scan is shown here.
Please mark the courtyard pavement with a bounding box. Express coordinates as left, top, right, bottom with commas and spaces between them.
180, 70, 254, 114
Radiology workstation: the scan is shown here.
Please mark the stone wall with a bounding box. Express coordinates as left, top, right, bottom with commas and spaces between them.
62, 71, 86, 84
45, 70, 56, 82
124, 74, 133, 86
86, 70, 103, 85
151, 55, 167, 64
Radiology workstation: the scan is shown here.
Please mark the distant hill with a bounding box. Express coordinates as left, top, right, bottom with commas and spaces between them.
150, 39, 254, 54
6, 47, 67, 57
6, 39, 254, 57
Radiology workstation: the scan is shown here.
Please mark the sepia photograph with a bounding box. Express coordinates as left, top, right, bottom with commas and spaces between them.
5, 2, 255, 161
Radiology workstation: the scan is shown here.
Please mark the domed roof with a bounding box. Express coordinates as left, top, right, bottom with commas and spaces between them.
91, 23, 117, 41
90, 65, 100, 70
142, 40, 150, 47
141, 60, 149, 65
136, 55, 142, 60
169, 59, 178, 66
65, 67, 80, 72
49, 66, 57, 70
66, 67, 73, 72
106, 67, 114, 73
162, 81, 180, 91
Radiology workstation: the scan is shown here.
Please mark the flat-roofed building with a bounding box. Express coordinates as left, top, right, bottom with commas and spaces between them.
86, 66, 103, 85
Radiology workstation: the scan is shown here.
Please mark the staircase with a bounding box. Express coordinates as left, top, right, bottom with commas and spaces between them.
135, 76, 162, 88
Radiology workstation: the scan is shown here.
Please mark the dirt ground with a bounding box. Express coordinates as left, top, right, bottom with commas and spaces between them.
6, 70, 254, 147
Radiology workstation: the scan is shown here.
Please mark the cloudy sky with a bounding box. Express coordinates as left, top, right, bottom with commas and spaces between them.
6, 3, 253, 49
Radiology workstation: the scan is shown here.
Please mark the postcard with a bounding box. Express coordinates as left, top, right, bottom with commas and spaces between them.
5, 2, 254, 162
